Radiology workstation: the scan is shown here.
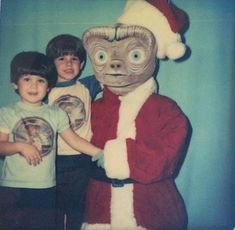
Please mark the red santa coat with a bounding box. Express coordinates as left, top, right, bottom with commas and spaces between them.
83, 78, 189, 230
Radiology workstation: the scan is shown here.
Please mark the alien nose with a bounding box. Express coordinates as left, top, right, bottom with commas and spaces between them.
110, 60, 122, 70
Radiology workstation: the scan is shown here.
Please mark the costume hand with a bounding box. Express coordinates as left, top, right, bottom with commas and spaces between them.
19, 142, 42, 166
92, 151, 104, 168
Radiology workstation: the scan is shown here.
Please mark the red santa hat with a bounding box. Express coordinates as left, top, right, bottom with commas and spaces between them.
118, 0, 188, 60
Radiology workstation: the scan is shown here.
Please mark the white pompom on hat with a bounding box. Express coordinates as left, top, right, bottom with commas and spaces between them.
118, 0, 188, 60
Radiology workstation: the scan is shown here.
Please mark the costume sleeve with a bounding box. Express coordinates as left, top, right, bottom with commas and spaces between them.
103, 98, 190, 184
79, 75, 102, 101
127, 102, 189, 183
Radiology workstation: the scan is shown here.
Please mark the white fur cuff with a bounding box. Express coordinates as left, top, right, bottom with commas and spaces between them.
104, 139, 130, 179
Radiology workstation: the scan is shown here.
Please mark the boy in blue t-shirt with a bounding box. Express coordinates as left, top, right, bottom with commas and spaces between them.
46, 34, 102, 230
0, 51, 101, 230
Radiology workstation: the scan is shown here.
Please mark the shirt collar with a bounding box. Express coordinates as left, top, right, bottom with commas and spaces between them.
55, 79, 76, 87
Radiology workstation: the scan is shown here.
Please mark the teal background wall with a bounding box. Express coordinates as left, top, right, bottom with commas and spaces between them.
0, 1, 234, 229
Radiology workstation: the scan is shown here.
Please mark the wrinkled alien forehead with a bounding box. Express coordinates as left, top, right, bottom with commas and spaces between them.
83, 24, 156, 48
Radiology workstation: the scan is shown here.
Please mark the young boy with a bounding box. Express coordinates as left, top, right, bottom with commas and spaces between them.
0, 51, 102, 230
46, 34, 102, 230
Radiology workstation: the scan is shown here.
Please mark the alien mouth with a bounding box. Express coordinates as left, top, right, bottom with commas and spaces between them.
105, 73, 127, 77
105, 82, 134, 88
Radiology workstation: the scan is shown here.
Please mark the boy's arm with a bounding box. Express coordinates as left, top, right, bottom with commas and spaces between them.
0, 132, 42, 166
59, 127, 102, 156
79, 75, 102, 101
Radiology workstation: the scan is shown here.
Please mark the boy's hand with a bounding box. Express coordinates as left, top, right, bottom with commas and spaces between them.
18, 142, 42, 166
92, 151, 104, 168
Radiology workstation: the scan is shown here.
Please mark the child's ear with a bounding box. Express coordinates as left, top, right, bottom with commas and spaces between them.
80, 61, 85, 70
12, 83, 18, 90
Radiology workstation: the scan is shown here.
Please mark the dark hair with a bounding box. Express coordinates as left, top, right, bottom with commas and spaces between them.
46, 34, 86, 64
10, 51, 57, 89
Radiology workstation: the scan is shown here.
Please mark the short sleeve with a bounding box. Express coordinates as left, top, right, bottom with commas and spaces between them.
55, 106, 70, 133
79, 75, 102, 101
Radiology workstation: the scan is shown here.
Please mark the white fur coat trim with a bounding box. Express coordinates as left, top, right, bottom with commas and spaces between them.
82, 222, 146, 230
111, 184, 138, 229
100, 78, 155, 229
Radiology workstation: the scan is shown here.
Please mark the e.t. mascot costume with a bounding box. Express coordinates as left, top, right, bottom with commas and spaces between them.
82, 0, 190, 229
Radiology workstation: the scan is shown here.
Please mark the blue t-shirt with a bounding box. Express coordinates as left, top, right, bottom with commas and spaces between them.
0, 101, 69, 189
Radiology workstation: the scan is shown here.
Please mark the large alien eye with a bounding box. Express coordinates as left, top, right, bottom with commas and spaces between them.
94, 50, 108, 64
128, 49, 145, 64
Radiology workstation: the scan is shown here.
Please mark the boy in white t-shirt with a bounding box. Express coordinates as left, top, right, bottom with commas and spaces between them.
46, 34, 102, 230
0, 51, 101, 230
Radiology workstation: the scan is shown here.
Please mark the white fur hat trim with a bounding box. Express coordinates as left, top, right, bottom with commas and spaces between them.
118, 0, 186, 60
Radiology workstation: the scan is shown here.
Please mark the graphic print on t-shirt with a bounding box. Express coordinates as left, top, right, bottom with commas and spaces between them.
13, 117, 54, 156
53, 95, 86, 130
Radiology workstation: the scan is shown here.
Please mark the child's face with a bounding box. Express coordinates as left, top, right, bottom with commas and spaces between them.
14, 75, 49, 106
54, 54, 84, 82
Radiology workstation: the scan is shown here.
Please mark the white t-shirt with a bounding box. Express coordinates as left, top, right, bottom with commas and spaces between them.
48, 81, 92, 155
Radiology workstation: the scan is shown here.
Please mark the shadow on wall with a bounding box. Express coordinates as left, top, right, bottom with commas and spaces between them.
174, 118, 192, 179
